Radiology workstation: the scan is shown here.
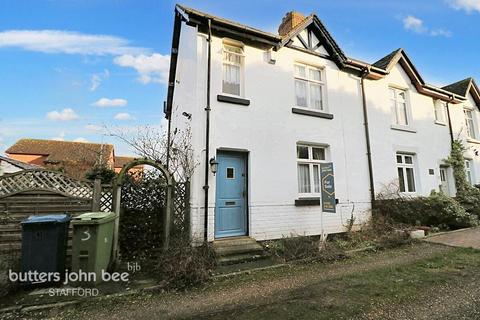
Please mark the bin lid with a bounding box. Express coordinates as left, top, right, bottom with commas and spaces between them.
21, 214, 70, 224
72, 212, 117, 225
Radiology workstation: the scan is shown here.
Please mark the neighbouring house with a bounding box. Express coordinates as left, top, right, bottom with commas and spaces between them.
6, 139, 115, 180
166, 5, 480, 243
0, 155, 41, 176
114, 156, 144, 175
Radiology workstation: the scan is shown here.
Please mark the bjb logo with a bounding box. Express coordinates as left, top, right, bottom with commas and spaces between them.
127, 262, 141, 273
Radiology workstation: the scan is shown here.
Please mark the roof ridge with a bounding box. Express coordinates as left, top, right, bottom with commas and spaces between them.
13, 138, 113, 147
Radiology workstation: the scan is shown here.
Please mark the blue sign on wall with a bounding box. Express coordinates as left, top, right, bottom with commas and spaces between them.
320, 163, 336, 213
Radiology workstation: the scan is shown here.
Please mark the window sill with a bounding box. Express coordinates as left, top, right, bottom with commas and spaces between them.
434, 121, 447, 126
292, 108, 334, 119
295, 197, 321, 206
217, 94, 250, 106
400, 192, 417, 196
390, 124, 417, 133
467, 138, 480, 145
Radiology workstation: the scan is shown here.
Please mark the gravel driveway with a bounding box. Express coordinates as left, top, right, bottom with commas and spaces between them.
5, 241, 480, 320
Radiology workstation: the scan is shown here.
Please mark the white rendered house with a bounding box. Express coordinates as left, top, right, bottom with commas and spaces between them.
165, 5, 480, 243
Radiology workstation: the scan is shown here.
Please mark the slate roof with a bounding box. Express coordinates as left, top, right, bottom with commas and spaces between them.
442, 78, 473, 96
167, 5, 476, 112
6, 139, 114, 165
373, 48, 402, 70
176, 4, 281, 42
0, 155, 41, 170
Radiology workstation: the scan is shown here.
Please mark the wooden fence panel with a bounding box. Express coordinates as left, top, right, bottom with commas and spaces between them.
0, 190, 92, 254
0, 170, 113, 259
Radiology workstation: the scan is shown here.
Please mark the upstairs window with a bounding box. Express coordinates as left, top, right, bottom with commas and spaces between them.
464, 108, 476, 139
294, 64, 325, 111
396, 153, 416, 193
222, 43, 244, 96
297, 144, 327, 196
434, 101, 447, 124
390, 87, 409, 126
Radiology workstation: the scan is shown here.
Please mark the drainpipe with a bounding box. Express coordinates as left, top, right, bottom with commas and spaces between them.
446, 96, 454, 145
360, 67, 376, 206
165, 101, 171, 171
203, 19, 212, 242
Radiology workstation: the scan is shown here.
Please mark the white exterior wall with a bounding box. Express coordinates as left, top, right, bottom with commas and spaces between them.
171, 21, 371, 242
169, 18, 480, 242
365, 64, 454, 197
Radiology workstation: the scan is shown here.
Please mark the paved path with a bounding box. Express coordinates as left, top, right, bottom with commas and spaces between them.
425, 228, 480, 249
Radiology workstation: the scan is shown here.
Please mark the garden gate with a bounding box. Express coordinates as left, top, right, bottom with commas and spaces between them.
114, 159, 189, 262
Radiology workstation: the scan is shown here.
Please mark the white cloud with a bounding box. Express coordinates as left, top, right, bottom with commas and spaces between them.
90, 69, 109, 91
73, 137, 88, 143
448, 0, 480, 12
430, 29, 453, 37
114, 112, 133, 120
113, 53, 170, 84
0, 30, 147, 55
91, 98, 127, 107
85, 124, 104, 132
402, 15, 451, 37
403, 15, 427, 33
46, 108, 79, 121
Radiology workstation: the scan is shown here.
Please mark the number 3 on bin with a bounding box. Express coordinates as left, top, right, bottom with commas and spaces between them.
81, 228, 91, 241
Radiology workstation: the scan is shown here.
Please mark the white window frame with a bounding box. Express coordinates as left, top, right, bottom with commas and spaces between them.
396, 153, 417, 194
294, 63, 327, 112
296, 144, 327, 197
465, 159, 474, 185
464, 108, 477, 139
389, 87, 411, 126
222, 41, 244, 97
434, 101, 447, 125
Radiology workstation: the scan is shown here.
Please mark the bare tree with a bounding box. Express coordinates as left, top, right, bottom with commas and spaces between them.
107, 125, 197, 182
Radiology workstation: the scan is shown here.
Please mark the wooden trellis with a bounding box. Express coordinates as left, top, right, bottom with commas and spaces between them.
0, 170, 94, 199
172, 181, 190, 235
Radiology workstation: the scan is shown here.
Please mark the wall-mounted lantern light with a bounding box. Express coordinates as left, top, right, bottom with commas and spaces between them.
209, 157, 219, 175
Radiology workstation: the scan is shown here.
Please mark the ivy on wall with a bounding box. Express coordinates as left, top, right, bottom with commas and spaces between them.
446, 140, 470, 195
446, 139, 480, 219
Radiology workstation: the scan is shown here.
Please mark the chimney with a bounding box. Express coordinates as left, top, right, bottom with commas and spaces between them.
278, 11, 306, 36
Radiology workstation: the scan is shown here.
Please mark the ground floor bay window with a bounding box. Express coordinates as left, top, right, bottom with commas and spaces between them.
297, 144, 326, 197
396, 153, 416, 193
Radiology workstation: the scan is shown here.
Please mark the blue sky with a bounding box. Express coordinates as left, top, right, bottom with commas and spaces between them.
1, 0, 479, 155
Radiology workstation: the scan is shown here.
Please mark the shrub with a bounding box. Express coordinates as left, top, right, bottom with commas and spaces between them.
264, 235, 346, 263
375, 191, 478, 229
456, 187, 480, 219
446, 139, 480, 219
85, 165, 116, 183
154, 236, 216, 289
330, 217, 412, 251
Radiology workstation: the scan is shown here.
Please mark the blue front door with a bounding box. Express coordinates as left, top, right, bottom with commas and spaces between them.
215, 152, 247, 238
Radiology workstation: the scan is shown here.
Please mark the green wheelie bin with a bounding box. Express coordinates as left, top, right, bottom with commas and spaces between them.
71, 212, 117, 283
